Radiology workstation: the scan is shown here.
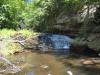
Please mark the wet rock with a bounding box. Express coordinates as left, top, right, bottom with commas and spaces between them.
71, 44, 88, 54
38, 43, 52, 53
71, 44, 99, 57
40, 65, 49, 69
67, 70, 73, 75
82, 60, 95, 65
87, 33, 100, 51
5, 64, 21, 73
26, 70, 35, 75
48, 73, 52, 75
15, 36, 39, 50
0, 56, 21, 74
12, 33, 25, 41
23, 37, 39, 49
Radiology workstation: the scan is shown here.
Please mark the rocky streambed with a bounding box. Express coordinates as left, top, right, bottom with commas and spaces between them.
5, 51, 66, 75
0, 50, 99, 75
0, 34, 100, 75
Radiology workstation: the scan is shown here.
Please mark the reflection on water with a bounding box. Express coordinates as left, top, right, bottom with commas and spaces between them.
62, 57, 100, 75
6, 51, 65, 75
4, 51, 100, 75
65, 65, 100, 75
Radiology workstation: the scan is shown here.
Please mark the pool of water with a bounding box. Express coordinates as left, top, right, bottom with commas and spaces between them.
2, 51, 100, 75
5, 51, 66, 75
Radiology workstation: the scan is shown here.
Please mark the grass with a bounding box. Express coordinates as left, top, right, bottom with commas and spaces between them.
0, 29, 16, 38
0, 29, 39, 56
0, 41, 23, 55
17, 29, 38, 38
0, 29, 38, 38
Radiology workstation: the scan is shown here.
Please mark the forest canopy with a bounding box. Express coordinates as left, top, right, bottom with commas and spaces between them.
0, 0, 100, 52
0, 0, 100, 40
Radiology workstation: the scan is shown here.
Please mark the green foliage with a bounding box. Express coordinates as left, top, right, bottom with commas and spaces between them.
0, 29, 16, 38
79, 6, 100, 37
88, 36, 100, 50
0, 38, 23, 55
0, 0, 100, 53
72, 38, 87, 46
23, 0, 53, 31
0, 29, 38, 55
17, 29, 38, 38
0, 29, 37, 38
0, 0, 25, 29
0, 0, 100, 33
0, 0, 85, 31
34, 0, 84, 32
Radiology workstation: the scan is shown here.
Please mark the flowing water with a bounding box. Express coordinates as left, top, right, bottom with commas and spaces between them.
38, 34, 72, 55
0, 36, 100, 75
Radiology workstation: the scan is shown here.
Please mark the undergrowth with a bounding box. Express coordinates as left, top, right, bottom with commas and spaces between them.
0, 29, 38, 56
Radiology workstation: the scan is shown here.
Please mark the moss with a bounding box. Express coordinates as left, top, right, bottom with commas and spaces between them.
72, 38, 87, 46
87, 36, 100, 51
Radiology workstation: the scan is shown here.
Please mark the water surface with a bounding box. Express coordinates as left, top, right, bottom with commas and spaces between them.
3, 51, 100, 75
6, 51, 66, 75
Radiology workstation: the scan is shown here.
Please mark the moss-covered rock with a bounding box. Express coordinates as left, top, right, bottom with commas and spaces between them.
20, 36, 39, 49
87, 33, 100, 51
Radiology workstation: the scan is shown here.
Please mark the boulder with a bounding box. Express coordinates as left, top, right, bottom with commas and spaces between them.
82, 60, 95, 65
15, 36, 39, 50
87, 33, 100, 51
12, 33, 25, 41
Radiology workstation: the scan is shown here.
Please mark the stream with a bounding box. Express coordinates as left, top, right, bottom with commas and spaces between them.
1, 51, 99, 75
6, 51, 66, 75
0, 35, 100, 75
